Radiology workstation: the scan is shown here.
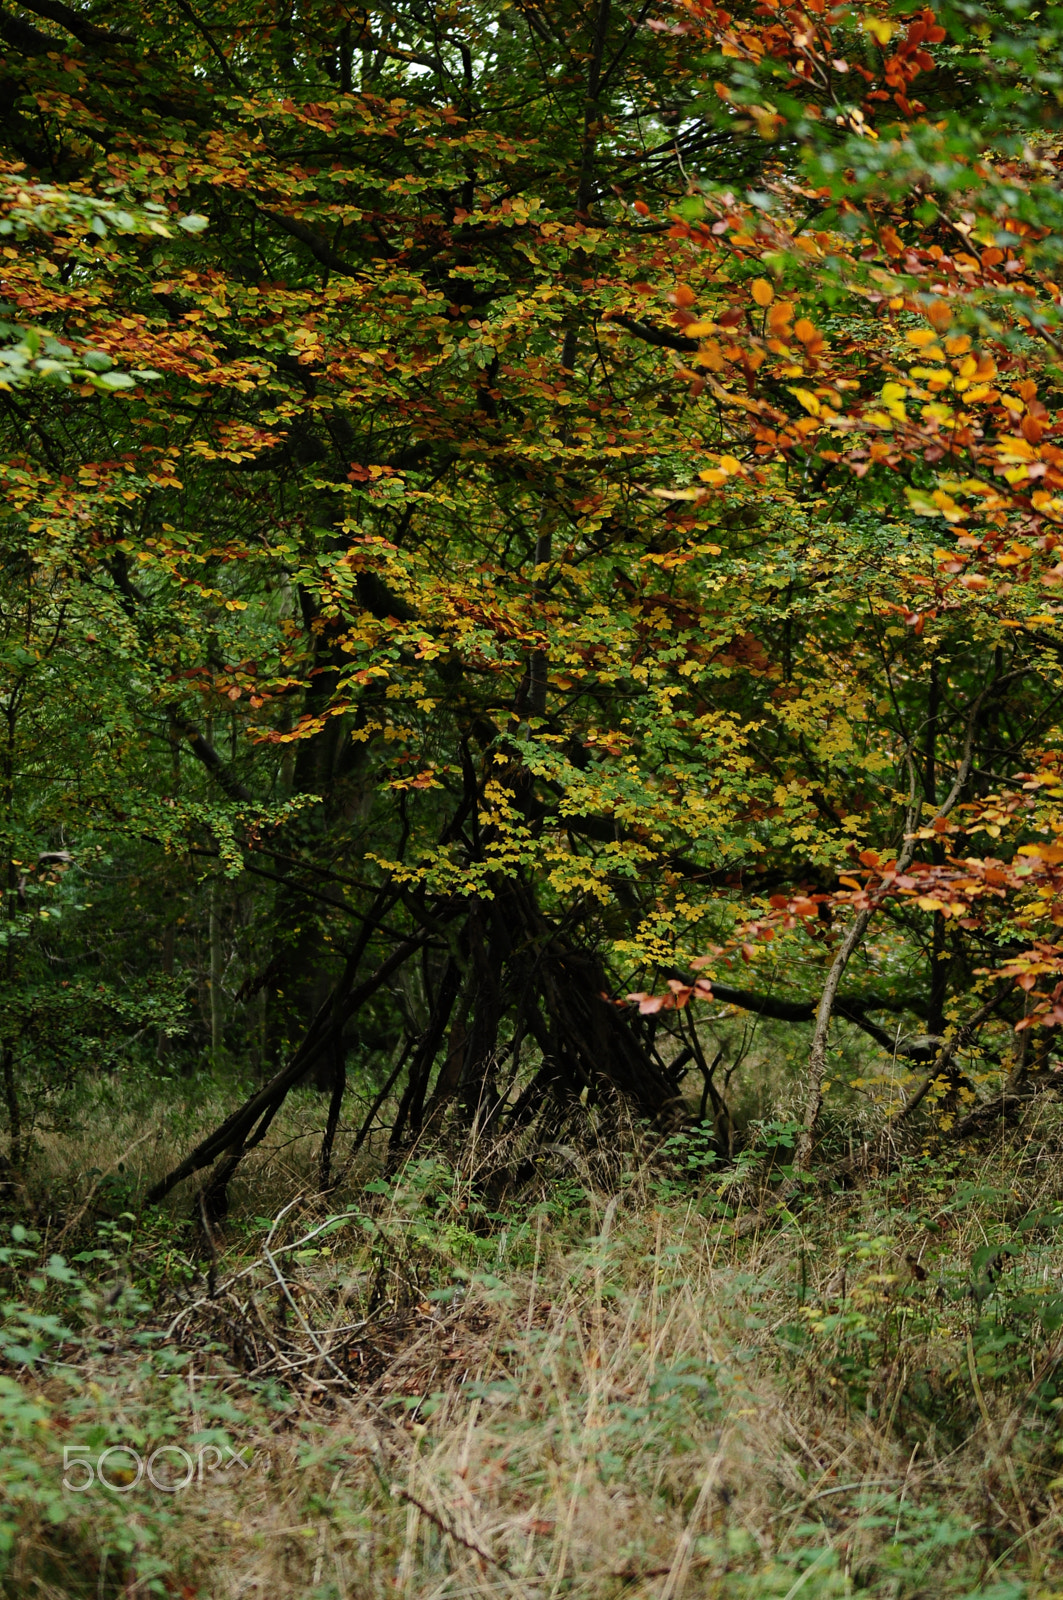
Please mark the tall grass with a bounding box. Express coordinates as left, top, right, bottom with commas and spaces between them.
3, 1082, 1063, 1597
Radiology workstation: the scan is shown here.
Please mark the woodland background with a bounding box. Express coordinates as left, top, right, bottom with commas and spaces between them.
4, 1, 1063, 1596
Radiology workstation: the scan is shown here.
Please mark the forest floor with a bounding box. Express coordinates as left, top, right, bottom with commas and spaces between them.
3, 1080, 1063, 1600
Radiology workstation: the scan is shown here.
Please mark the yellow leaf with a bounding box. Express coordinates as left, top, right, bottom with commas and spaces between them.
864, 16, 894, 44
789, 387, 821, 416
751, 277, 774, 307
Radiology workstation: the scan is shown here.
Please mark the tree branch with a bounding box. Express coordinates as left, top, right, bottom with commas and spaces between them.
702, 982, 935, 1059
146, 932, 429, 1203
604, 312, 699, 353
8, 0, 132, 49
168, 711, 253, 804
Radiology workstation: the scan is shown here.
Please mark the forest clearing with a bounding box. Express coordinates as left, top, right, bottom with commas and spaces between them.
3, 0, 1063, 1594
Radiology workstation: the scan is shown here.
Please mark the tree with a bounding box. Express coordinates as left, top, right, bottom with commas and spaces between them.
623, 0, 1063, 1155
2, 0, 1063, 1197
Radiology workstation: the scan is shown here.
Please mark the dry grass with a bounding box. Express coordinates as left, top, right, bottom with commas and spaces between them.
5, 1086, 1063, 1598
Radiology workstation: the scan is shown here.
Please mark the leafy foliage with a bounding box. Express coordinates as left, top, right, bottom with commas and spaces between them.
3, 0, 1063, 1185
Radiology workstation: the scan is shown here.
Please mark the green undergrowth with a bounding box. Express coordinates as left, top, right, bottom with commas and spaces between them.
2, 1103, 1063, 1598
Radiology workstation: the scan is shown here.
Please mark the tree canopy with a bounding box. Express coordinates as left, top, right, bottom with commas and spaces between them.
4, 0, 1063, 1197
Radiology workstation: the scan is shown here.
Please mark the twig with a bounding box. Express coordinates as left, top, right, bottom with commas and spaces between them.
262, 1241, 352, 1389
394, 1487, 509, 1573
771, 1477, 899, 1521
163, 1203, 368, 1338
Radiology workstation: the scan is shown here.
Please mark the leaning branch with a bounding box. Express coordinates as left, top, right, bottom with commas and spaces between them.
12, 0, 132, 49
146, 933, 427, 1203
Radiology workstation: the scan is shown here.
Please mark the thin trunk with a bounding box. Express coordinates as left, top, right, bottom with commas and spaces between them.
457, 900, 511, 1118
2, 1046, 19, 1169
158, 718, 181, 1066
575, 0, 612, 217
796, 902, 880, 1169
391, 956, 463, 1147
332, 1036, 415, 1188
157, 918, 176, 1064
253, 985, 268, 1081
318, 1046, 346, 1191
798, 678, 999, 1165
209, 877, 225, 1067
528, 332, 576, 718
2, 703, 18, 1165
925, 656, 948, 1039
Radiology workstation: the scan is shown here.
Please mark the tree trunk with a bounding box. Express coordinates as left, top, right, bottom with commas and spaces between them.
209, 877, 225, 1068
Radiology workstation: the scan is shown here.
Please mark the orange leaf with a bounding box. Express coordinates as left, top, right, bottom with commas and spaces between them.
626, 991, 669, 1014
751, 277, 775, 307
766, 301, 795, 336
673, 284, 696, 308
